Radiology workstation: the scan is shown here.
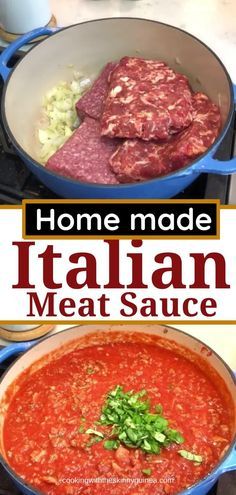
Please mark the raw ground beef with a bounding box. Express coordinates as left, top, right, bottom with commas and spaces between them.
108, 57, 175, 84
76, 62, 117, 120
46, 117, 119, 184
109, 92, 221, 182
45, 57, 221, 185
101, 56, 193, 141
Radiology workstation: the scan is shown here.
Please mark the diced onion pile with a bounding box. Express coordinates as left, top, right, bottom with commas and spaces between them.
38, 72, 91, 163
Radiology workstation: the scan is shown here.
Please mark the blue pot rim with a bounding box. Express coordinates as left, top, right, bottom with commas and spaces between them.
1, 17, 235, 191
0, 324, 235, 495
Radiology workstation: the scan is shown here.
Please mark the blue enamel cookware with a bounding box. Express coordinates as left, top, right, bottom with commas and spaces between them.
0, 325, 235, 495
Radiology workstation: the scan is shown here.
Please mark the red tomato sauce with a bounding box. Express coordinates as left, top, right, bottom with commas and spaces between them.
3, 334, 234, 495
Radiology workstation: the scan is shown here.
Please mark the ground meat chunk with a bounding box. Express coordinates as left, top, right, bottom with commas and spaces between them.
101, 56, 193, 141
109, 92, 221, 182
46, 117, 120, 184
76, 62, 117, 120
108, 57, 174, 84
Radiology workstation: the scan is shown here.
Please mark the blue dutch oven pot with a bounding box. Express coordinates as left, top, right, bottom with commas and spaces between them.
0, 325, 235, 495
0, 18, 236, 199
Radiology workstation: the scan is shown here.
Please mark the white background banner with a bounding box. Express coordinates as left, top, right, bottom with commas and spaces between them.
0, 207, 235, 323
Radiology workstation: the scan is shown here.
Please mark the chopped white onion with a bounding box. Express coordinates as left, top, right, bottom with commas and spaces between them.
38, 75, 91, 163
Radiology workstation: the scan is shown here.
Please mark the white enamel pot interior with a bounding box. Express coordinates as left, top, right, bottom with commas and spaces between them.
3, 18, 233, 165
0, 324, 235, 495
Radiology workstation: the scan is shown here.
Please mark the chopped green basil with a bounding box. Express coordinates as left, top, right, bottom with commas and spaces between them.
142, 468, 152, 476
127, 428, 138, 442
166, 429, 184, 444
155, 404, 163, 415
86, 436, 102, 447
98, 385, 184, 455
85, 429, 104, 438
152, 432, 166, 443
104, 439, 120, 450
178, 450, 203, 463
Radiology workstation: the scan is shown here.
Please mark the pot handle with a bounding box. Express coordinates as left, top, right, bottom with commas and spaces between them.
218, 445, 236, 474
0, 26, 58, 82
190, 153, 236, 175
0, 340, 37, 363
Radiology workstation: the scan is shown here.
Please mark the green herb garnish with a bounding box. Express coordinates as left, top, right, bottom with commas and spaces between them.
165, 429, 185, 444
178, 450, 203, 463
85, 428, 104, 448
98, 385, 184, 454
86, 436, 103, 448
85, 429, 104, 438
155, 404, 163, 414
104, 439, 120, 450
142, 468, 152, 476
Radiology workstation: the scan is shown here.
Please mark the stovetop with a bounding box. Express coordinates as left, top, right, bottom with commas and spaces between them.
0, 350, 235, 494
0, 51, 236, 204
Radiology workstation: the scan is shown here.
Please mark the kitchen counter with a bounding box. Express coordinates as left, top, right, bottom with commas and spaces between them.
50, 0, 236, 82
